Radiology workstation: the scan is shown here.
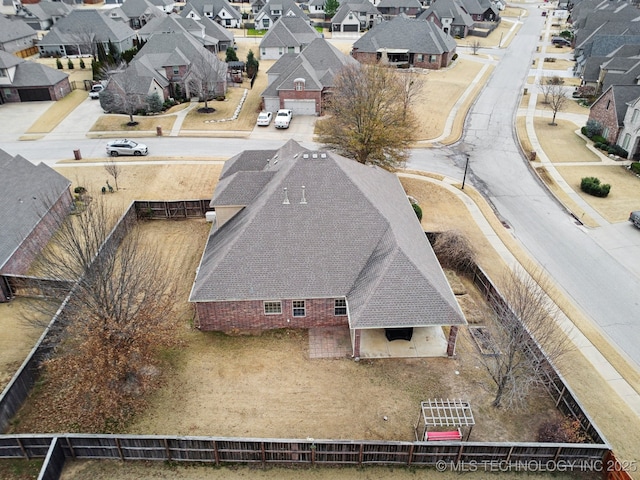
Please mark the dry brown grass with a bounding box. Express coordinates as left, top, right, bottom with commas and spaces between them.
533, 118, 600, 163
89, 114, 176, 133
417, 59, 485, 142
0, 299, 47, 392
535, 96, 590, 115
541, 58, 574, 70
515, 116, 533, 154
556, 165, 640, 222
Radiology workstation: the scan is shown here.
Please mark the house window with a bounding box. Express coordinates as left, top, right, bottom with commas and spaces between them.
0, 68, 7, 77
429, 55, 437, 63
623, 133, 631, 149
416, 54, 424, 62
292, 300, 306, 317
263, 18, 270, 27
279, 47, 283, 55
602, 127, 610, 138
261, 48, 266, 56
288, 46, 295, 53
172, 66, 179, 75
334, 299, 347, 316
294, 78, 305, 90
264, 301, 282, 314
225, 19, 231, 26
633, 109, 639, 123
606, 100, 611, 110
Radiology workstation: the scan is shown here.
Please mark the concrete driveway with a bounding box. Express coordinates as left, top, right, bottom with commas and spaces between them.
0, 102, 54, 142
249, 114, 317, 144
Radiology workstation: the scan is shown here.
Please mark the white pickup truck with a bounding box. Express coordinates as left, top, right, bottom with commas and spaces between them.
274, 109, 293, 129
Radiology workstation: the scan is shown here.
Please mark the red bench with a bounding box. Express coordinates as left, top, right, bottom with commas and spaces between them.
425, 429, 462, 441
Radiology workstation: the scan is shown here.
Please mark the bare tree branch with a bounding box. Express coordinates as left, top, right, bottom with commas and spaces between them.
471, 268, 573, 410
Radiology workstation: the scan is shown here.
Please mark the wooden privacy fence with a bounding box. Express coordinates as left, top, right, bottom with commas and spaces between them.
135, 200, 210, 219
0, 434, 611, 469
469, 266, 608, 445
0, 219, 629, 479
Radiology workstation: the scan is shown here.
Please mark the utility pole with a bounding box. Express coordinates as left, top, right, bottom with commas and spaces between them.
462, 154, 469, 190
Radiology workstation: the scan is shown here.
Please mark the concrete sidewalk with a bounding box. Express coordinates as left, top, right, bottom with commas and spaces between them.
398, 172, 640, 418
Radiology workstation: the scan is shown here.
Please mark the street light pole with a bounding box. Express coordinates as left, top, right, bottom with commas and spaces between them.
462, 154, 469, 190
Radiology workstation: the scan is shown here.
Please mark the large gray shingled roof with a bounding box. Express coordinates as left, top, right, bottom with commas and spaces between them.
353, 14, 457, 56
0, 151, 71, 272
190, 141, 466, 330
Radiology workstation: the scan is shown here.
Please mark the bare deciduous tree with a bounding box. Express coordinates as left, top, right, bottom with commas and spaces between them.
187, 55, 227, 112
317, 62, 418, 171
397, 70, 425, 121
26, 198, 178, 431
546, 83, 568, 126
470, 39, 482, 55
104, 158, 121, 191
473, 268, 572, 410
538, 75, 564, 104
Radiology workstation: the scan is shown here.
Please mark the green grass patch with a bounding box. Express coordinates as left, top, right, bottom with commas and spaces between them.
247, 28, 267, 36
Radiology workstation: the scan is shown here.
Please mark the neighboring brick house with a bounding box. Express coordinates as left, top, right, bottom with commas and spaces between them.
0, 150, 72, 302
258, 16, 320, 60
417, 0, 474, 38
138, 14, 235, 54
100, 31, 227, 111
189, 140, 467, 358
0, 50, 71, 103
261, 38, 357, 115
0, 14, 38, 56
376, 0, 423, 19
37, 9, 137, 57
351, 14, 457, 70
588, 84, 640, 145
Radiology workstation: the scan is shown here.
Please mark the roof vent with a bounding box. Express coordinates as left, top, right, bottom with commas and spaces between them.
266, 159, 270, 169
303, 153, 309, 159
300, 185, 307, 205
312, 153, 318, 159
282, 187, 290, 205
320, 153, 327, 158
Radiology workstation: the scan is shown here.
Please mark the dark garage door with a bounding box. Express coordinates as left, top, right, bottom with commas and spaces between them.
18, 88, 51, 102
344, 24, 359, 32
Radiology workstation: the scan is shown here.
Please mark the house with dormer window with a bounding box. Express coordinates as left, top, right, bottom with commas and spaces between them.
254, 0, 309, 30
180, 0, 242, 28
261, 38, 356, 115
189, 140, 467, 359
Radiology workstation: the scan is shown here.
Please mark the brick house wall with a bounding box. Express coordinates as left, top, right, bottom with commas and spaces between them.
0, 189, 72, 302
195, 297, 349, 332
278, 89, 322, 113
588, 88, 621, 144
352, 51, 449, 70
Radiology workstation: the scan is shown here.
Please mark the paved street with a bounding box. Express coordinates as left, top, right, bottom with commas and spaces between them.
408, 7, 640, 374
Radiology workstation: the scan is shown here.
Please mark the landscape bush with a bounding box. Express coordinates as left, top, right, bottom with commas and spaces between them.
580, 177, 611, 197
583, 119, 603, 138
67, 59, 74, 70
56, 58, 63, 69
432, 230, 476, 273
592, 134, 607, 144
79, 58, 85, 69
630, 162, 640, 174
412, 203, 423, 221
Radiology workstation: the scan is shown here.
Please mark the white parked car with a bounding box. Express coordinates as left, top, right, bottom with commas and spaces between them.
89, 84, 105, 99
256, 111, 273, 126
106, 139, 148, 157
274, 109, 293, 129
